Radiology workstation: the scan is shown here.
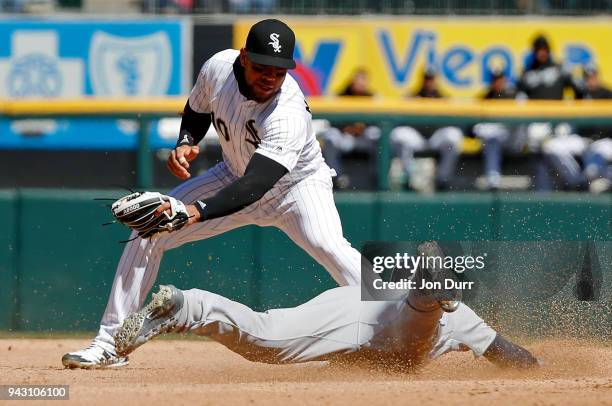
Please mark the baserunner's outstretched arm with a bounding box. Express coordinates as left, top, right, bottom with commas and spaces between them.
483, 334, 540, 368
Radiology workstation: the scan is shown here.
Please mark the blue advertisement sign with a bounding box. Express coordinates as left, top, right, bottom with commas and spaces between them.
0, 18, 191, 150
0, 18, 190, 98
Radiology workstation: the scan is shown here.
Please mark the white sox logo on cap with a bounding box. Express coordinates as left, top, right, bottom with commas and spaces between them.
268, 33, 281, 53
245, 20, 296, 68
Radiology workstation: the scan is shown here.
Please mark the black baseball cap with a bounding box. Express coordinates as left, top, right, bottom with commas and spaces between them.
245, 19, 296, 69
533, 35, 550, 51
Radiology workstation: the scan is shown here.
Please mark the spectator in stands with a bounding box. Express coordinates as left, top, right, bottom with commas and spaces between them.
472, 70, 522, 189
390, 67, 463, 191
319, 68, 380, 189
517, 35, 579, 100
483, 69, 516, 100
413, 67, 442, 98
543, 65, 612, 192
576, 64, 612, 100
339, 68, 374, 97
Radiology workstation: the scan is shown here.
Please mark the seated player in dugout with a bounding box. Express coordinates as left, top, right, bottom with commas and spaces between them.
472, 69, 523, 190
63, 19, 366, 369
389, 68, 465, 191
114, 242, 539, 371
541, 64, 612, 193
319, 68, 380, 190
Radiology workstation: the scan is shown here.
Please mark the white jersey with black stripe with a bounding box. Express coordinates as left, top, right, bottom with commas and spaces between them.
188, 49, 324, 188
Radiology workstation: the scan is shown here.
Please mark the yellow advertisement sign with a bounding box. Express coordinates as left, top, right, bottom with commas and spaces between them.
234, 18, 612, 98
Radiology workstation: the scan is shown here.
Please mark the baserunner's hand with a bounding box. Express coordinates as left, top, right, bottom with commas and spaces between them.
167, 145, 200, 179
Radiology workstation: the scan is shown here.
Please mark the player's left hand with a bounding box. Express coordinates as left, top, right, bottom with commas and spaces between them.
155, 202, 201, 226
111, 191, 192, 239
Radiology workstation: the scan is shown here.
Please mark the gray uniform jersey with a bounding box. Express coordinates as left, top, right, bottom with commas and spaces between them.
188, 49, 324, 188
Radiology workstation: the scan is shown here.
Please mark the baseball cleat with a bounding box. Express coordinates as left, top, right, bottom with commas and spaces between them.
114, 285, 184, 357
414, 241, 462, 313
62, 341, 129, 369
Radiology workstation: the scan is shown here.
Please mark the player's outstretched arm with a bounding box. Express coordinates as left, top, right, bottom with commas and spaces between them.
483, 334, 540, 369
192, 153, 288, 221
156, 153, 288, 225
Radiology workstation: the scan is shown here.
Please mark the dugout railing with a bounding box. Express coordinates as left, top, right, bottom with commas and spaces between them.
2, 98, 612, 190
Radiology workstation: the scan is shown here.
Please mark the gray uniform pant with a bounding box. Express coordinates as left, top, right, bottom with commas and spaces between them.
174, 286, 497, 366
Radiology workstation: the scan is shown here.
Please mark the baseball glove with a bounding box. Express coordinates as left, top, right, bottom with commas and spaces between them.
111, 191, 190, 239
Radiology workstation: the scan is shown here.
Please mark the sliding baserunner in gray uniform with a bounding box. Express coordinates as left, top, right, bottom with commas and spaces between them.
114, 242, 538, 369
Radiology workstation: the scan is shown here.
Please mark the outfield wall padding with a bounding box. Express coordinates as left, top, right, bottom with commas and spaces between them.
0, 190, 609, 335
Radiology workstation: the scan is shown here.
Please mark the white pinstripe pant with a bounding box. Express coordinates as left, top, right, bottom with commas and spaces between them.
96, 162, 362, 347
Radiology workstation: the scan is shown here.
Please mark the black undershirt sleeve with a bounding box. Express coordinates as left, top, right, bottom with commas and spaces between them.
176, 100, 212, 147
194, 153, 289, 222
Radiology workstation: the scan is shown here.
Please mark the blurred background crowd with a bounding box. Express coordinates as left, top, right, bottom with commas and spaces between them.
1, 0, 611, 194
3, 0, 610, 15
319, 34, 612, 193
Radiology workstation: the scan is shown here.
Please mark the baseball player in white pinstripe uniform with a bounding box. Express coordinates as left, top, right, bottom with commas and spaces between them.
63, 19, 363, 369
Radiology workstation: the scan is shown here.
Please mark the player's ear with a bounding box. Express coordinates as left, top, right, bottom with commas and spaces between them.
239, 48, 248, 67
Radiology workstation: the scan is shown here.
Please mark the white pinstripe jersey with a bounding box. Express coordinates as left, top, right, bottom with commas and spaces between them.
188, 49, 324, 187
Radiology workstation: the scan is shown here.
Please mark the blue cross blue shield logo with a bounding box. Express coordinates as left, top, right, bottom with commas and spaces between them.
89, 31, 172, 96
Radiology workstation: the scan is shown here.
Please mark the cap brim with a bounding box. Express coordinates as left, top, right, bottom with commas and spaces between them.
247, 51, 296, 69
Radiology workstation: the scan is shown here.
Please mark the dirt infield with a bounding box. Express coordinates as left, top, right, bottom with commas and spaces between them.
1, 338, 611, 405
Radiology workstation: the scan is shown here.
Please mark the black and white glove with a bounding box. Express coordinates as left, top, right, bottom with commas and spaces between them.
111, 191, 190, 239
